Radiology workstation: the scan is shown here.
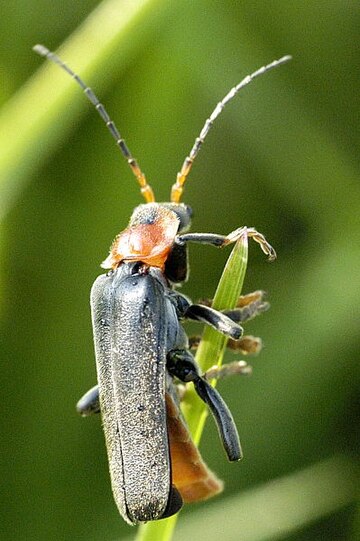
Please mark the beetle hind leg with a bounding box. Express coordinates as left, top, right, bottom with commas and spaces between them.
167, 349, 242, 462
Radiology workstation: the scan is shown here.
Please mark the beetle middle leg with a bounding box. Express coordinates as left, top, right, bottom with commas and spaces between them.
185, 290, 269, 354
167, 349, 242, 462
185, 304, 244, 339
169, 290, 245, 340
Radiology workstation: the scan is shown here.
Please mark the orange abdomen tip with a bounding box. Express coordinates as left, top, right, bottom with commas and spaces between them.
166, 393, 224, 503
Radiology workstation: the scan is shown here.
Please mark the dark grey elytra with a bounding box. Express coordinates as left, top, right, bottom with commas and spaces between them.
33, 44, 290, 525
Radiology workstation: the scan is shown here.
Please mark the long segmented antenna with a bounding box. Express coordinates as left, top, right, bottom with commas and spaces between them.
33, 44, 155, 203
170, 55, 292, 203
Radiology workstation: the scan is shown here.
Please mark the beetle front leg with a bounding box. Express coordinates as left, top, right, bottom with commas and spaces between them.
167, 349, 242, 461
76, 385, 100, 416
176, 227, 276, 261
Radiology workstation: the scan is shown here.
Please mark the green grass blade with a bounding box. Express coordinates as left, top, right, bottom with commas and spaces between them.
136, 232, 249, 541
136, 517, 178, 541
184, 232, 249, 442
130, 454, 358, 541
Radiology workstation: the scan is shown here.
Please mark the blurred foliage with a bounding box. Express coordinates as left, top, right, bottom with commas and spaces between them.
0, 1, 359, 541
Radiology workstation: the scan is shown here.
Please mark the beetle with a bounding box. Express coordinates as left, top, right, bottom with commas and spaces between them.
34, 45, 290, 525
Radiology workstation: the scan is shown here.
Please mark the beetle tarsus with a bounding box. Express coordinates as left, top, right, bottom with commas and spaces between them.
227, 335, 263, 355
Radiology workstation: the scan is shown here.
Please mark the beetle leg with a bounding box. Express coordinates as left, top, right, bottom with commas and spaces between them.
76, 385, 100, 416
227, 335, 263, 355
165, 242, 189, 284
235, 290, 267, 307
171, 291, 268, 328
167, 290, 192, 318
167, 349, 242, 461
188, 335, 202, 349
185, 304, 243, 339
222, 301, 269, 324
198, 291, 269, 324
199, 290, 266, 307
176, 227, 276, 261
189, 333, 262, 355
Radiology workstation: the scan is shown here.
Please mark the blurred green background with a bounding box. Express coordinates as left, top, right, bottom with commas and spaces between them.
0, 1, 359, 540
